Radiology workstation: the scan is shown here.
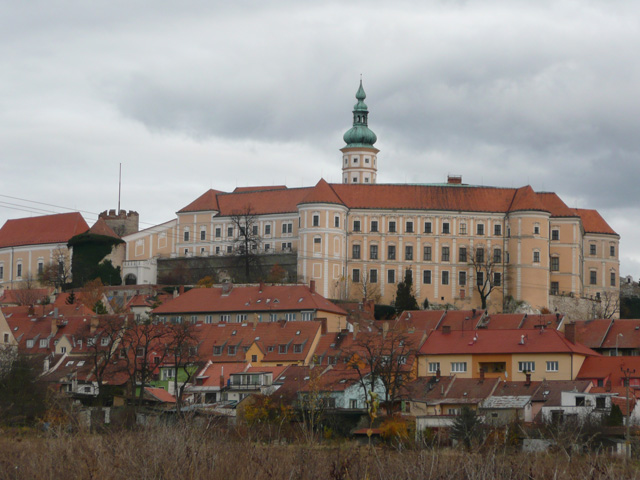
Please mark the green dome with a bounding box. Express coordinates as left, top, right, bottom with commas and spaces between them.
343, 80, 377, 147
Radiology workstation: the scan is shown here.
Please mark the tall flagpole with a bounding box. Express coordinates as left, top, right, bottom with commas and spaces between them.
118, 163, 122, 214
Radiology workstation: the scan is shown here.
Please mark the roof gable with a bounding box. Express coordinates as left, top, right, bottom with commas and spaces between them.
0, 212, 89, 248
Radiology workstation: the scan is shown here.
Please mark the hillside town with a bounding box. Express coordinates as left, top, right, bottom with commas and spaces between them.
0, 82, 635, 455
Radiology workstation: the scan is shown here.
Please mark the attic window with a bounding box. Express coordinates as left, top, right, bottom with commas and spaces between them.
77, 361, 85, 367
273, 299, 279, 303
266, 299, 270, 303
330, 343, 335, 348
339, 379, 347, 383
65, 361, 74, 367
255, 336, 260, 341
304, 376, 310, 381
245, 302, 250, 306
257, 299, 261, 303
232, 330, 237, 335
268, 346, 274, 352
296, 330, 301, 335
298, 297, 304, 302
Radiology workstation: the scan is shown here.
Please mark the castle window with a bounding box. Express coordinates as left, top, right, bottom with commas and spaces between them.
369, 269, 378, 283
494, 224, 502, 236
265, 224, 271, 235
551, 282, 559, 295
534, 224, 540, 235
387, 269, 396, 284
551, 256, 559, 271
459, 247, 467, 263
423, 246, 432, 261
611, 272, 616, 287
590, 270, 597, 285
442, 222, 450, 234
406, 221, 414, 233
16, 263, 22, 278
459, 271, 466, 286
442, 271, 449, 285
610, 245, 616, 257
424, 221, 432, 234
352, 269, 360, 283
215, 227, 221, 238
551, 229, 559, 241
590, 244, 596, 256
184, 230, 190, 241
200, 229, 206, 241
389, 221, 396, 233
423, 270, 431, 285
476, 248, 484, 263
441, 247, 450, 262
388, 245, 396, 260
493, 248, 501, 263
405, 245, 413, 261
477, 224, 484, 235
370, 220, 378, 232
477, 271, 484, 286
493, 272, 501, 286
352, 244, 361, 259
533, 250, 540, 263
334, 216, 340, 228
369, 245, 378, 260
313, 214, 320, 227
227, 227, 233, 237
353, 177, 358, 183
353, 220, 361, 232
37, 261, 44, 275
365, 157, 370, 164
459, 223, 467, 235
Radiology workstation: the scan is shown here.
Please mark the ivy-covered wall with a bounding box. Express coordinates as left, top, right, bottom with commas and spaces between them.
68, 233, 124, 287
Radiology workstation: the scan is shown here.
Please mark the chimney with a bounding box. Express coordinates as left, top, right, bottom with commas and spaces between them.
479, 367, 485, 383
309, 280, 316, 294
472, 308, 476, 317
447, 175, 462, 184
173, 287, 178, 299
564, 322, 576, 344
525, 373, 531, 386
259, 281, 264, 293
279, 319, 287, 328
320, 318, 328, 335
179, 285, 185, 296
28, 306, 35, 316
382, 321, 389, 339
442, 325, 451, 335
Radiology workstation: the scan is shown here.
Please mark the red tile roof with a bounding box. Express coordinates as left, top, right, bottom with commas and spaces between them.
0, 212, 89, 248
508, 186, 548, 213
577, 356, 640, 386
299, 179, 345, 206
478, 314, 525, 330
152, 284, 347, 316
233, 185, 287, 193
438, 309, 486, 331
215, 188, 311, 216
194, 361, 247, 388
600, 320, 640, 349
195, 321, 321, 364
420, 329, 598, 356
532, 380, 592, 405
299, 364, 366, 393
573, 319, 613, 349
536, 192, 578, 218
574, 208, 618, 235
144, 387, 176, 403
520, 313, 565, 330
395, 310, 444, 333
178, 189, 223, 213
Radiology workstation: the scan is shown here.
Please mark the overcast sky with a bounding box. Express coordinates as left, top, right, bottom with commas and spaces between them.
2, 1, 640, 277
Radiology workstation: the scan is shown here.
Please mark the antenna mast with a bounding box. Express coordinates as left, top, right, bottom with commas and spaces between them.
118, 163, 122, 214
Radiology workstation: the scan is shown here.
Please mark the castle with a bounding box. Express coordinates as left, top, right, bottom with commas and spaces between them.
119, 81, 620, 312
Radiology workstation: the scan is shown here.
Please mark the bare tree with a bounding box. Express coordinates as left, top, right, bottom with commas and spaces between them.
165, 321, 200, 415
38, 248, 71, 290
352, 269, 381, 303
12, 277, 42, 306
120, 320, 171, 406
230, 205, 263, 281
298, 365, 329, 444
80, 315, 127, 405
347, 323, 416, 416
468, 245, 503, 310
597, 291, 620, 319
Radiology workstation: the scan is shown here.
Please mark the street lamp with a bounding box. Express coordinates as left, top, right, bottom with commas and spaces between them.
616, 333, 624, 356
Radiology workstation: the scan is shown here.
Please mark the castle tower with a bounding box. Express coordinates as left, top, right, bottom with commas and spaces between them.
341, 80, 379, 184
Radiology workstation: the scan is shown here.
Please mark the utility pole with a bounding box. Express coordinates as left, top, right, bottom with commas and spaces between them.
621, 365, 635, 459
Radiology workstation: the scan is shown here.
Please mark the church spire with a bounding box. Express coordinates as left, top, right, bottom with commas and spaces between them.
341, 79, 379, 184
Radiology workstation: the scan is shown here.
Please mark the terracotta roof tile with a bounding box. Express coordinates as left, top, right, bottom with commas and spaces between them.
0, 212, 89, 248
577, 356, 640, 386
178, 189, 224, 213
420, 329, 598, 356
574, 208, 618, 235
573, 319, 613, 349
439, 309, 486, 331
600, 320, 640, 349
531, 380, 592, 405
508, 186, 548, 213
152, 284, 346, 316
298, 179, 345, 206
536, 192, 578, 217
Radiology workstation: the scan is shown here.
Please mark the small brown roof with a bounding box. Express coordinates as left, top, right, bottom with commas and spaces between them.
178, 189, 223, 213
508, 186, 548, 213
88, 217, 120, 239
299, 179, 345, 206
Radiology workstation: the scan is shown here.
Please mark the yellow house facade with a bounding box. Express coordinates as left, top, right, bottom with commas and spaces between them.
418, 329, 597, 382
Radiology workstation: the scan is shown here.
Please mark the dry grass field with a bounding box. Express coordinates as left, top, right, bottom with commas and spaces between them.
0, 424, 638, 480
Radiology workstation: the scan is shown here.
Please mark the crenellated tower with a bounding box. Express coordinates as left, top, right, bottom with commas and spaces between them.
341, 80, 379, 184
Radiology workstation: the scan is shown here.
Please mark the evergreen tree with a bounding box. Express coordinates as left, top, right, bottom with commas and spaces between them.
608, 403, 624, 426
451, 406, 482, 450
66, 291, 76, 305
394, 270, 419, 313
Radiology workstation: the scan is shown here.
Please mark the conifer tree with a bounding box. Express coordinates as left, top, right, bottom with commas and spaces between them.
394, 270, 418, 313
